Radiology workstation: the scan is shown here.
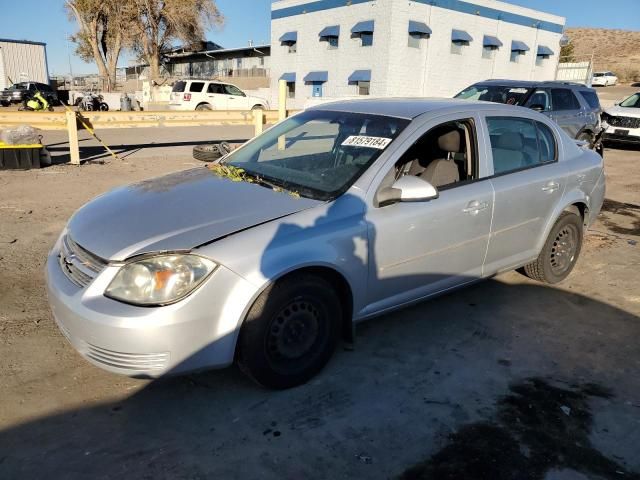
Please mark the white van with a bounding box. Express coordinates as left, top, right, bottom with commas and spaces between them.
169, 80, 269, 111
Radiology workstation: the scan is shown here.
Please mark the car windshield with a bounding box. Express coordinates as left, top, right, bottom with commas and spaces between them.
222, 110, 409, 201
455, 85, 532, 106
620, 93, 640, 108
13, 83, 28, 90
593, 73, 604, 77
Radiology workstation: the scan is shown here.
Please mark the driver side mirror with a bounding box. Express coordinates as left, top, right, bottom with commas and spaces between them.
529, 104, 545, 112
377, 176, 439, 206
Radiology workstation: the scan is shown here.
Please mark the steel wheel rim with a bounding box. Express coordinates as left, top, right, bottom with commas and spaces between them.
266, 298, 323, 363
550, 224, 579, 275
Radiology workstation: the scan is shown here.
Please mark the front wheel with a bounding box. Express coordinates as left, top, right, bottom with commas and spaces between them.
238, 274, 342, 389
523, 211, 583, 284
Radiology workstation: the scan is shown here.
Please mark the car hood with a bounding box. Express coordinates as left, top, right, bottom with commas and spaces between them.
605, 106, 640, 118
67, 168, 322, 261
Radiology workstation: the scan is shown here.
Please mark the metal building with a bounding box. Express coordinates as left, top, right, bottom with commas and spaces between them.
0, 39, 50, 91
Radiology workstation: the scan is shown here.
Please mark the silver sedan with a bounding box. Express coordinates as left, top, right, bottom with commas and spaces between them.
46, 99, 605, 388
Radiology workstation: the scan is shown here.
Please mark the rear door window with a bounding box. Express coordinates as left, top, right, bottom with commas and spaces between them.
189, 82, 205, 93
487, 117, 543, 175
578, 90, 600, 110
535, 122, 557, 163
207, 83, 225, 94
551, 89, 581, 111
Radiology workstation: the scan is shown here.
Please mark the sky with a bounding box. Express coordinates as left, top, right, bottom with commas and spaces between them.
0, 0, 637, 75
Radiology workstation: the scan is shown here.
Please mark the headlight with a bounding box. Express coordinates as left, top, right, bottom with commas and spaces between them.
105, 254, 216, 306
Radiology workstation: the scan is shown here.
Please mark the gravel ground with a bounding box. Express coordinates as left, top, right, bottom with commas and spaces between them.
0, 104, 639, 479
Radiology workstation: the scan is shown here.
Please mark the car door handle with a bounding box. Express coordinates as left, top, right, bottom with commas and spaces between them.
463, 200, 489, 215
541, 181, 560, 193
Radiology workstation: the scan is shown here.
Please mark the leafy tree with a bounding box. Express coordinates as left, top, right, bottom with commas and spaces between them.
130, 0, 224, 81
560, 41, 576, 62
66, 0, 134, 91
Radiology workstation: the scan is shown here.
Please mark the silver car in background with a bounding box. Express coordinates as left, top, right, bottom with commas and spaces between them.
46, 99, 605, 389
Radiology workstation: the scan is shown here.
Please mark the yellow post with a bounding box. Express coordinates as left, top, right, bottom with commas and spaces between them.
65, 110, 80, 165
278, 79, 287, 122
253, 107, 263, 136
277, 79, 288, 150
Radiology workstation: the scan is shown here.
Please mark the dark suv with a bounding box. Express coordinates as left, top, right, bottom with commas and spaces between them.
455, 80, 602, 150
0, 82, 57, 106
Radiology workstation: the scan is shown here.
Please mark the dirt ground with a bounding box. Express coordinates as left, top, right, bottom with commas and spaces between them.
0, 116, 639, 479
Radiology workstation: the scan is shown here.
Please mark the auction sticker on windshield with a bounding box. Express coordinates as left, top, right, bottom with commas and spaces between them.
341, 136, 392, 149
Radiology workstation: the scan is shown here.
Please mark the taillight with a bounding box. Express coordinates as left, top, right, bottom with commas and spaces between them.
184, 93, 191, 101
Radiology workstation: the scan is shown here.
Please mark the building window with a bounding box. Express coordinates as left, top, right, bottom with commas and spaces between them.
451, 41, 468, 55
408, 33, 422, 49
361, 33, 373, 47
288, 43, 297, 54
328, 36, 339, 49
510, 51, 523, 63
482, 46, 497, 59
311, 82, 323, 98
536, 55, 549, 67
287, 82, 296, 98
357, 81, 370, 96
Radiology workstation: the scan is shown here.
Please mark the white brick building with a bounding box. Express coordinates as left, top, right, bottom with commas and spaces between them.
270, 0, 566, 108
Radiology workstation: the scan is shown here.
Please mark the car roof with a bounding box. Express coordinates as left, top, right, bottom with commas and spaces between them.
472, 79, 593, 90
309, 97, 513, 120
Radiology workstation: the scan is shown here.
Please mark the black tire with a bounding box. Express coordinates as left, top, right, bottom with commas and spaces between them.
251, 104, 264, 110
238, 274, 342, 389
192, 142, 230, 162
195, 103, 212, 111
523, 211, 583, 284
98, 102, 109, 111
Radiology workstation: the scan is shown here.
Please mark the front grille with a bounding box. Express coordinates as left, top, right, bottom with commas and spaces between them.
58, 235, 107, 288
608, 115, 640, 129
83, 343, 169, 371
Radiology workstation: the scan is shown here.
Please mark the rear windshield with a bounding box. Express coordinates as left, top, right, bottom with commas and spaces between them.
579, 90, 601, 110
455, 85, 532, 106
593, 73, 604, 77
172, 81, 186, 93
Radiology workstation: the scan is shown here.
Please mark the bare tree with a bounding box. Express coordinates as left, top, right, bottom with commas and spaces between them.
130, 0, 224, 82
66, 0, 133, 91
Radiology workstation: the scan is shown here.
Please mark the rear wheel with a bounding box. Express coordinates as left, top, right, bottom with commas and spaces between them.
523, 211, 583, 284
196, 103, 212, 111
238, 274, 341, 389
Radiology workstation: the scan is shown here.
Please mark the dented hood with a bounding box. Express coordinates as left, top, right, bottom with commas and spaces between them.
67, 168, 321, 261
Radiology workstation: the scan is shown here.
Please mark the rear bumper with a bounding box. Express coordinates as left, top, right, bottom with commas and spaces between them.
45, 238, 257, 378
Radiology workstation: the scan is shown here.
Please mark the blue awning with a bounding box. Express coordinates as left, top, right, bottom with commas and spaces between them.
511, 40, 530, 52
304, 71, 328, 83
483, 35, 503, 48
319, 25, 340, 38
537, 45, 554, 56
351, 20, 375, 34
279, 31, 297, 44
452, 29, 473, 42
348, 70, 371, 82
280, 72, 296, 82
408, 21, 432, 36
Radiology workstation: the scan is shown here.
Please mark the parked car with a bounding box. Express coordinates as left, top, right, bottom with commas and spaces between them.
1, 81, 57, 106
46, 99, 605, 388
168, 80, 269, 111
601, 91, 640, 144
592, 71, 618, 87
455, 80, 603, 153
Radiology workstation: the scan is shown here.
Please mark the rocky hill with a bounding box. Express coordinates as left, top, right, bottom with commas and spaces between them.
565, 27, 640, 83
